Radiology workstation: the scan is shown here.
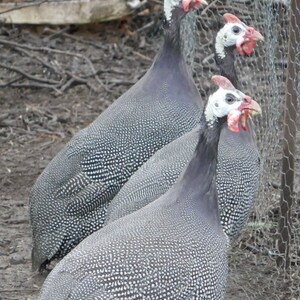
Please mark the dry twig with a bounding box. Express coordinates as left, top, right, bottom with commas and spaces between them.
0, 37, 111, 93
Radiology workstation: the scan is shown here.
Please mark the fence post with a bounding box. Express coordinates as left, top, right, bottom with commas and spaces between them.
277, 0, 299, 269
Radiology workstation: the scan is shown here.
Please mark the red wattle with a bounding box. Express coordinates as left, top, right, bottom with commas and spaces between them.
242, 40, 256, 56
227, 111, 241, 133
182, 0, 190, 11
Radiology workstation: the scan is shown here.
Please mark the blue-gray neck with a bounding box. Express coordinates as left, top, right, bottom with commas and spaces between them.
214, 43, 240, 89
154, 6, 186, 66
177, 113, 226, 225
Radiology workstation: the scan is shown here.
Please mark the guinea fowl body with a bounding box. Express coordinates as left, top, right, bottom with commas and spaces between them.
106, 126, 200, 224
39, 113, 229, 300
106, 20, 261, 241
215, 35, 260, 238
107, 122, 260, 240
30, 7, 202, 270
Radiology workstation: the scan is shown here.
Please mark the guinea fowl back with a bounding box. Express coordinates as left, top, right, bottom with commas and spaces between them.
29, 2, 204, 271
106, 126, 200, 224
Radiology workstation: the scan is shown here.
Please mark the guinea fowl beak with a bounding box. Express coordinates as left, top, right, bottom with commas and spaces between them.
239, 99, 261, 131
228, 98, 262, 133
244, 98, 262, 116
246, 28, 264, 42
254, 30, 264, 41
182, 0, 208, 12
199, 0, 208, 6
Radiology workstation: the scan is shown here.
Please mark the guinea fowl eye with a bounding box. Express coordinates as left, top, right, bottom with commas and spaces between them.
232, 26, 241, 34
225, 94, 236, 104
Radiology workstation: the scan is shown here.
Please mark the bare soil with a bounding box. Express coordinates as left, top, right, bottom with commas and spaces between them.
0, 6, 299, 300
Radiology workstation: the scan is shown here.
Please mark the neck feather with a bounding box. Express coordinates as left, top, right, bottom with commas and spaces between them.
204, 98, 217, 128
162, 6, 186, 52
152, 7, 185, 69
177, 112, 225, 225
214, 37, 240, 89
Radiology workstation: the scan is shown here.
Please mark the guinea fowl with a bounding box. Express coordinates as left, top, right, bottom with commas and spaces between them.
39, 76, 262, 300
29, 0, 208, 271
106, 13, 263, 241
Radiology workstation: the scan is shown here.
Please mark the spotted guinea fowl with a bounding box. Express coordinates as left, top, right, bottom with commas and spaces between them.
106, 13, 263, 241
39, 76, 262, 300
29, 0, 208, 271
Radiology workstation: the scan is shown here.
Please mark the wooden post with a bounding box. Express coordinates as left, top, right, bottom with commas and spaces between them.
277, 0, 299, 269
0, 0, 132, 24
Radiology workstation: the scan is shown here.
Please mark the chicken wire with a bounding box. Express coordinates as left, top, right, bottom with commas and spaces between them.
181, 0, 299, 298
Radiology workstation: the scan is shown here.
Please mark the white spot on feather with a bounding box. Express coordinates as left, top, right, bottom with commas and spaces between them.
126, 0, 147, 9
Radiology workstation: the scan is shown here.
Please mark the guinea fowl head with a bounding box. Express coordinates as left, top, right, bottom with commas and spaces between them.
164, 0, 208, 22
215, 13, 264, 59
205, 75, 261, 133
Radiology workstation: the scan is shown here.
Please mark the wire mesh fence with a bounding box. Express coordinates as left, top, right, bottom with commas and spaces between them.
185, 0, 299, 298
0, 0, 299, 299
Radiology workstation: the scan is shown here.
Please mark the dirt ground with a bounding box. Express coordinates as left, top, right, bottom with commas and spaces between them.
0, 5, 299, 300
0, 11, 161, 298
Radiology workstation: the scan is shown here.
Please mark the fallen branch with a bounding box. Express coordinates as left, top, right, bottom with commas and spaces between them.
0, 76, 22, 87
201, 0, 218, 15
0, 38, 102, 83
3, 82, 62, 93
0, 63, 61, 85
14, 45, 63, 74
44, 28, 107, 50
0, 36, 112, 94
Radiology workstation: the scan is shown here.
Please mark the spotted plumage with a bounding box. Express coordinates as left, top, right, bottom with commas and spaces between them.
39, 76, 261, 300
29, 1, 206, 271
106, 14, 262, 241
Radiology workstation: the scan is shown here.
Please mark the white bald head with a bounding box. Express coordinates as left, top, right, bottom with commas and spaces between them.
205, 88, 247, 122
215, 22, 249, 59
204, 75, 260, 133
215, 14, 264, 59
205, 88, 248, 124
